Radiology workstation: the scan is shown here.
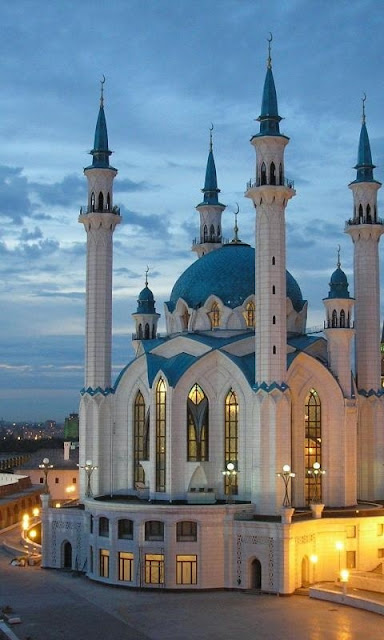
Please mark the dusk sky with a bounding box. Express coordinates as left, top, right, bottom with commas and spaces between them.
1, 0, 384, 422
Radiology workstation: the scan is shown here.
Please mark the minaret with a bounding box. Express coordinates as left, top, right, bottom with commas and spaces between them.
192, 126, 226, 258
132, 268, 160, 354
323, 248, 355, 397
245, 36, 295, 515
79, 79, 121, 391
245, 35, 295, 387
345, 96, 384, 392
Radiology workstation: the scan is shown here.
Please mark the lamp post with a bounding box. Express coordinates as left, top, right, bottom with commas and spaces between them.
222, 462, 237, 503
78, 460, 98, 498
38, 458, 53, 494
307, 461, 326, 503
276, 464, 295, 507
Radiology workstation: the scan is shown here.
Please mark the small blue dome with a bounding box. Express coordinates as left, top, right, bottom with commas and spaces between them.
328, 267, 350, 299
137, 286, 156, 314
167, 244, 305, 312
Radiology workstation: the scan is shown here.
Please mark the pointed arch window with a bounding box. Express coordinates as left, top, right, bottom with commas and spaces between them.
304, 389, 322, 504
98, 192, 104, 211
209, 302, 220, 329
91, 192, 95, 212
244, 302, 255, 328
279, 163, 283, 185
340, 309, 346, 328
134, 391, 149, 486
224, 390, 238, 495
187, 384, 209, 461
106, 192, 111, 211
209, 224, 215, 241
203, 225, 208, 242
367, 203, 372, 223
138, 323, 143, 339
260, 162, 267, 185
144, 323, 150, 339
217, 225, 221, 239
156, 379, 166, 492
331, 309, 337, 327
270, 162, 276, 185
358, 203, 363, 222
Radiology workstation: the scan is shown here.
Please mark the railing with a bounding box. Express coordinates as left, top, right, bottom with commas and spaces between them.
79, 205, 120, 215
345, 217, 384, 226
246, 177, 295, 190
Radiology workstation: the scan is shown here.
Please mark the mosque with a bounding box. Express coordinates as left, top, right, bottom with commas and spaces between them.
41, 42, 384, 593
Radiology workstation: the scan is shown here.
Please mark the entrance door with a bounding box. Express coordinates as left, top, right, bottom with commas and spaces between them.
251, 559, 262, 589
63, 541, 72, 569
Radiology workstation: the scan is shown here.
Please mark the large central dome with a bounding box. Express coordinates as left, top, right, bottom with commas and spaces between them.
167, 243, 305, 312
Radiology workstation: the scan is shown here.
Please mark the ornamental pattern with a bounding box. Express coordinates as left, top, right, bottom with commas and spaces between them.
51, 520, 83, 566
236, 534, 274, 589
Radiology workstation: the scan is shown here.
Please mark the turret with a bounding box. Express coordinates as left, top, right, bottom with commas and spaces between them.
132, 268, 160, 354
192, 126, 226, 258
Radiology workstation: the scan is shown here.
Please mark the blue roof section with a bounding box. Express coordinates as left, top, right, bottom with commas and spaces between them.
224, 352, 255, 387
327, 266, 350, 299
256, 66, 283, 137
136, 285, 156, 314
197, 144, 225, 208
167, 244, 306, 313
287, 334, 324, 351
350, 121, 378, 184
85, 104, 116, 171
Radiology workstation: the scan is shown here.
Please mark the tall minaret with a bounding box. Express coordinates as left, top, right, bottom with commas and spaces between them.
245, 37, 295, 515
192, 126, 226, 258
245, 36, 295, 386
79, 79, 121, 391
346, 96, 384, 392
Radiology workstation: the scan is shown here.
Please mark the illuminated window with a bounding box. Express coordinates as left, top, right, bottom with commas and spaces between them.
224, 390, 239, 495
305, 389, 322, 504
134, 391, 149, 486
99, 549, 109, 578
346, 525, 356, 539
176, 521, 197, 542
99, 517, 109, 538
145, 520, 164, 541
346, 550, 356, 569
118, 519, 133, 540
119, 552, 134, 581
378, 548, 384, 558
145, 554, 164, 584
176, 555, 197, 585
244, 302, 255, 328
187, 384, 208, 461
209, 302, 220, 328
377, 524, 384, 536
156, 379, 166, 492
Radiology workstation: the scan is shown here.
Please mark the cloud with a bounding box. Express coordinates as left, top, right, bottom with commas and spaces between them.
0, 165, 34, 224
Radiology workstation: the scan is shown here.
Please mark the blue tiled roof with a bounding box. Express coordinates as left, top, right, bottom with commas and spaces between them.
136, 286, 156, 314
327, 267, 350, 299
167, 244, 305, 312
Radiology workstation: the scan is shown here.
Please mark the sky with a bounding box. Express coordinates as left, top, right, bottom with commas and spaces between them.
0, 0, 384, 422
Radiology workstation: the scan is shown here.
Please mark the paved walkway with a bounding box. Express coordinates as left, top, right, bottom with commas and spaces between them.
1, 527, 384, 639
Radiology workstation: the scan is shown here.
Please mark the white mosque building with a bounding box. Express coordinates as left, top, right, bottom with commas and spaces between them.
41, 43, 384, 593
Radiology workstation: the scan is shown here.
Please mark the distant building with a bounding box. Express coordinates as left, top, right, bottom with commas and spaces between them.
17, 443, 79, 502
64, 413, 79, 441
0, 473, 41, 530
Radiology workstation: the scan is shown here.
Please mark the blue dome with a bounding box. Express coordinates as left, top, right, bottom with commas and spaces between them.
167, 244, 305, 312
136, 286, 156, 314
327, 267, 350, 299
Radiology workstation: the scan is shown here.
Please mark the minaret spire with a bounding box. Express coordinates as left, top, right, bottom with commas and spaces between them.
193, 126, 226, 258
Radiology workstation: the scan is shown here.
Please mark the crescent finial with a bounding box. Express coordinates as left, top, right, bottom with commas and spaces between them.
267, 33, 273, 69
209, 123, 214, 151
362, 92, 367, 124
145, 265, 149, 287
337, 245, 341, 268
100, 75, 106, 106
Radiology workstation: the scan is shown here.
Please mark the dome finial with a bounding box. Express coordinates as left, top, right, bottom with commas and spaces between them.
267, 32, 273, 69
362, 92, 366, 125
231, 203, 241, 243
145, 265, 149, 288
337, 244, 341, 268
100, 75, 105, 107
209, 123, 214, 152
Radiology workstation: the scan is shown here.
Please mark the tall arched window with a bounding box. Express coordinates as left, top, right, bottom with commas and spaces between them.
279, 163, 283, 185
260, 162, 267, 185
210, 302, 220, 329
156, 379, 166, 492
224, 390, 239, 495
270, 162, 276, 185
331, 309, 337, 327
98, 192, 104, 211
187, 384, 209, 461
134, 391, 149, 486
304, 389, 322, 504
203, 225, 208, 242
340, 309, 346, 328
209, 224, 215, 241
244, 302, 255, 328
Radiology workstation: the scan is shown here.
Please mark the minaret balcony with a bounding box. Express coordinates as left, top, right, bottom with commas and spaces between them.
246, 176, 295, 190
80, 205, 120, 215
345, 216, 384, 227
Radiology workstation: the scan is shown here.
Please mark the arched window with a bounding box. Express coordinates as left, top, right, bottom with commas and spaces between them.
118, 519, 134, 540
187, 384, 208, 461
244, 302, 255, 328
156, 379, 166, 492
106, 193, 111, 211
99, 517, 109, 537
176, 521, 197, 541
209, 224, 215, 241
134, 391, 149, 486
181, 305, 190, 331
270, 162, 276, 185
279, 163, 283, 185
98, 192, 104, 211
340, 309, 346, 328
367, 203, 372, 223
332, 309, 337, 327
260, 162, 267, 185
272, 285, 276, 294
210, 302, 220, 328
272, 256, 275, 265
138, 323, 143, 339
304, 389, 322, 504
273, 345, 276, 354
359, 203, 363, 221
224, 390, 239, 496
217, 225, 221, 239
145, 520, 164, 541
272, 315, 276, 324
203, 225, 208, 242
91, 192, 95, 211
144, 323, 150, 339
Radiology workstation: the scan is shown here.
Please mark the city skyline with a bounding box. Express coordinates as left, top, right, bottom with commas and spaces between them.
1, 0, 384, 420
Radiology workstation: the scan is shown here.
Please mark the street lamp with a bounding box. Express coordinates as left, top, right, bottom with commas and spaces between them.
78, 459, 98, 498
38, 458, 53, 494
222, 462, 238, 503
276, 464, 295, 507
307, 461, 326, 503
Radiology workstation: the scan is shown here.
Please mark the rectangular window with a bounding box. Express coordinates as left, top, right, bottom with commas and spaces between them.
145, 521, 164, 541
145, 554, 164, 584
346, 525, 356, 539
378, 548, 384, 559
39, 477, 44, 484
118, 519, 133, 540
90, 515, 93, 534
377, 524, 384, 537
176, 521, 197, 542
119, 552, 134, 582
346, 550, 356, 569
55, 478, 59, 484
176, 555, 197, 585
73, 477, 77, 484
99, 549, 109, 578
99, 517, 109, 537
